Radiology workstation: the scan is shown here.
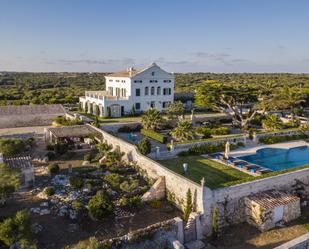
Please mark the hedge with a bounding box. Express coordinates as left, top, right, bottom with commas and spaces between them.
141, 129, 167, 144
259, 133, 309, 144
178, 142, 244, 156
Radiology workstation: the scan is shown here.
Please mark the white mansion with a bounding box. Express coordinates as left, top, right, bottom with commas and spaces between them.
79, 63, 174, 117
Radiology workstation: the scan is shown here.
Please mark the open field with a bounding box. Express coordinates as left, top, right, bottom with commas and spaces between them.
160, 156, 250, 189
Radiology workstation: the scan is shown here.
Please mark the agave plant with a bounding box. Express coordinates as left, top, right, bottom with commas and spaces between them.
171, 120, 194, 142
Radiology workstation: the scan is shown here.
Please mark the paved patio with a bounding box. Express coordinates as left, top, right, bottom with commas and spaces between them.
230, 140, 309, 157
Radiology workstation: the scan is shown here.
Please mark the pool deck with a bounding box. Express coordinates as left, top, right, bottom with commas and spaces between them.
230, 140, 309, 157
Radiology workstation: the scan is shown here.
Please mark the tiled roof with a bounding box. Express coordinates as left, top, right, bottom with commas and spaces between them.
3, 155, 33, 170
0, 104, 66, 116
247, 190, 300, 210
47, 125, 101, 138
107, 69, 141, 78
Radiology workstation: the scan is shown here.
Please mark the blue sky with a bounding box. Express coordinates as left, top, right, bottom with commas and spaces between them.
1, 0, 309, 72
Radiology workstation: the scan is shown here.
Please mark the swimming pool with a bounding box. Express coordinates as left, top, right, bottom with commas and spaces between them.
238, 146, 309, 171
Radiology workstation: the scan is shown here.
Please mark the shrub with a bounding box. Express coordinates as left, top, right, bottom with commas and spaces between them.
259, 133, 309, 144
118, 196, 141, 209
0, 210, 33, 246
118, 126, 132, 133
141, 129, 167, 144
104, 173, 122, 189
46, 144, 54, 151
44, 187, 55, 196
179, 142, 243, 156
69, 176, 84, 189
210, 127, 230, 135
137, 138, 151, 155
0, 138, 25, 156
48, 163, 60, 174
88, 191, 113, 221
148, 200, 162, 209
46, 151, 56, 160
183, 189, 193, 222
84, 154, 91, 162
195, 127, 212, 138
72, 200, 84, 211
119, 179, 139, 193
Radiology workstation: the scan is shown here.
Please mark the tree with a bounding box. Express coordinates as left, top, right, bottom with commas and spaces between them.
0, 210, 33, 247
89, 103, 93, 114
141, 108, 163, 130
0, 138, 25, 156
88, 191, 113, 221
262, 115, 283, 131
171, 120, 194, 142
166, 101, 185, 120
97, 142, 111, 156
137, 138, 151, 155
273, 86, 305, 121
183, 189, 193, 222
195, 80, 275, 130
0, 163, 20, 206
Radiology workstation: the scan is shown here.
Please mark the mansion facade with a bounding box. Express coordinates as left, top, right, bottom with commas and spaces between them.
79, 63, 174, 117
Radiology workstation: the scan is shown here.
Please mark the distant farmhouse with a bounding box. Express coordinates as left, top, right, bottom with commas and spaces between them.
79, 63, 174, 117
0, 104, 66, 128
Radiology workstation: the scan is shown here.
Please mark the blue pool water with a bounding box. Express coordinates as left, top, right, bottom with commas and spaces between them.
238, 146, 309, 171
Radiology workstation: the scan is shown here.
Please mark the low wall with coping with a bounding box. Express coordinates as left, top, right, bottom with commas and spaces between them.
274, 232, 309, 249
203, 168, 309, 234
91, 126, 204, 213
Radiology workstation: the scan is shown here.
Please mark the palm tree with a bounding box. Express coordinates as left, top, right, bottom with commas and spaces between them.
141, 109, 163, 130
262, 115, 283, 131
171, 120, 194, 142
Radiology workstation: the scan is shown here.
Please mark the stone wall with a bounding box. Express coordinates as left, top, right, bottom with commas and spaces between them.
203, 168, 309, 234
91, 126, 204, 213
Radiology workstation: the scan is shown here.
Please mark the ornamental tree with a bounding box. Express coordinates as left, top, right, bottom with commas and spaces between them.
195, 80, 276, 130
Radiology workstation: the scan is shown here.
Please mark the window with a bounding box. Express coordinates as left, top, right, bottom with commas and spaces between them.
151, 72, 155, 76
135, 88, 140, 96
109, 79, 113, 82
108, 87, 113, 96
116, 80, 120, 82
135, 103, 141, 110
134, 80, 142, 83
163, 88, 171, 95
150, 101, 155, 108
150, 80, 158, 83
121, 88, 126, 97
164, 80, 172, 83
157, 87, 161, 95
151, 86, 155, 95
145, 87, 149, 96
162, 101, 171, 108
121, 80, 126, 83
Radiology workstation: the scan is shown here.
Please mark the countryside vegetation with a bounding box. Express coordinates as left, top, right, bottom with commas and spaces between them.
2, 72, 309, 106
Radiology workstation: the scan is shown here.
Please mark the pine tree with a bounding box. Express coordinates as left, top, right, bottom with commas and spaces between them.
183, 189, 193, 221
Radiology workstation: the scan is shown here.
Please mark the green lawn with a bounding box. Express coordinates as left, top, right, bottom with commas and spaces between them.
160, 156, 251, 189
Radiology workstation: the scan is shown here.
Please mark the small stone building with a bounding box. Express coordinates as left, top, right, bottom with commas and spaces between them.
245, 190, 301, 231
0, 154, 35, 188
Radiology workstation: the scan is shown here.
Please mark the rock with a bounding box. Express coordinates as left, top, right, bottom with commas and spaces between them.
58, 206, 68, 216
30, 207, 41, 214
185, 240, 205, 249
33, 223, 43, 234
52, 175, 69, 186
40, 202, 49, 207
69, 209, 78, 220
82, 160, 90, 166
40, 209, 51, 215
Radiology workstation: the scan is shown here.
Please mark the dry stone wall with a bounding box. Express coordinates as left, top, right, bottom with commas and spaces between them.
91, 126, 204, 212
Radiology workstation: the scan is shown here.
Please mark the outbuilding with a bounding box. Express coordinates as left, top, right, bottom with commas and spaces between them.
245, 190, 301, 231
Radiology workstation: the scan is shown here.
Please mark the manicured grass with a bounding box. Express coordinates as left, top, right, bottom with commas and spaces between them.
160, 156, 250, 189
